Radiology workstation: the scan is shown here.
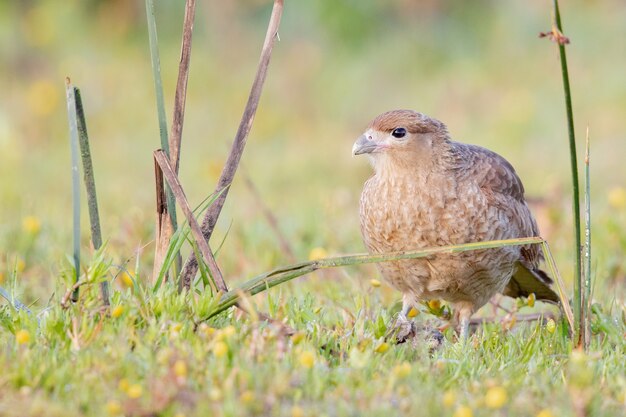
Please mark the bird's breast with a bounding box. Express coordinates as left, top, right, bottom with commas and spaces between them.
359, 173, 485, 253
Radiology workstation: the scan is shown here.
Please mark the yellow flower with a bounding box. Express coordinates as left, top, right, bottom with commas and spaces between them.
374, 342, 389, 353
111, 305, 124, 318
608, 187, 626, 210
298, 351, 315, 369
392, 362, 412, 378
22, 216, 41, 235
370, 279, 381, 287
126, 384, 142, 399
0, 272, 4, 284
15, 329, 31, 345
308, 247, 328, 261
407, 307, 419, 318
15, 258, 26, 273
106, 400, 122, 415
485, 386, 508, 409
291, 406, 305, 417
545, 319, 556, 334
442, 390, 456, 408
239, 390, 255, 404
119, 270, 135, 287
118, 379, 130, 392
173, 360, 187, 378
213, 341, 228, 358
527, 293, 536, 308
453, 405, 473, 417
291, 332, 305, 345
536, 409, 555, 417
428, 300, 441, 310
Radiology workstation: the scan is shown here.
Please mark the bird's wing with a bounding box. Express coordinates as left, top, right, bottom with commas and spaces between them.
449, 143, 559, 302
448, 142, 541, 264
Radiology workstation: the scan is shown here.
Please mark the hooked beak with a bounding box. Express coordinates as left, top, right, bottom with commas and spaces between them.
352, 135, 381, 156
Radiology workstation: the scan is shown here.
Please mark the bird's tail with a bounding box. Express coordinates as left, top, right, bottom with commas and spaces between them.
503, 262, 559, 303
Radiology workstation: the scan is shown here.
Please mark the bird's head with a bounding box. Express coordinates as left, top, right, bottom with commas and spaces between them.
352, 110, 449, 172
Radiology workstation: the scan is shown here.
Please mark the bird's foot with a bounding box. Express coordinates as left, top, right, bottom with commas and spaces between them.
386, 315, 417, 344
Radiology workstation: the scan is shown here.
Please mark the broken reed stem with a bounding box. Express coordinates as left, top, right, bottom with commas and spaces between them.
74, 87, 110, 306
583, 128, 591, 350
154, 150, 228, 293
169, 0, 195, 173
65, 79, 81, 303
202, 237, 573, 331
180, 0, 285, 289
145, 0, 179, 274
552, 0, 582, 345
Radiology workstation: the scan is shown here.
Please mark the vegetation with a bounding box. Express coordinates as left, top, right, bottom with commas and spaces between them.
1, 1, 625, 416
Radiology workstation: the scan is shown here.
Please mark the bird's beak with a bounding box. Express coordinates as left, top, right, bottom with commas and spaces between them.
352, 135, 379, 156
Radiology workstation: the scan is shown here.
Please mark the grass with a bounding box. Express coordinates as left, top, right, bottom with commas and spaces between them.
1, 1, 626, 416
1, 268, 624, 416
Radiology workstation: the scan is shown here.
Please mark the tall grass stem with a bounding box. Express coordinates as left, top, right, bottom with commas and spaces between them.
552, 0, 582, 344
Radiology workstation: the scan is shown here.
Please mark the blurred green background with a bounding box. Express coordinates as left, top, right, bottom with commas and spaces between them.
0, 0, 624, 303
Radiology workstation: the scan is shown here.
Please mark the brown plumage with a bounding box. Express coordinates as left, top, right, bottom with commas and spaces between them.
353, 110, 558, 338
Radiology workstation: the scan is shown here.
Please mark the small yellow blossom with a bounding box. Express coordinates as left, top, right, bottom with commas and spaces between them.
170, 322, 183, 333
105, 400, 122, 415
453, 405, 473, 417
374, 342, 390, 353
291, 332, 305, 345
299, 351, 315, 369
15, 329, 31, 345
119, 270, 135, 287
527, 293, 536, 308
545, 319, 556, 334
407, 307, 419, 318
291, 406, 305, 417
392, 362, 412, 378
428, 300, 441, 310
126, 384, 142, 399
15, 258, 26, 273
111, 305, 124, 318
240, 390, 255, 404
485, 386, 508, 409
173, 360, 187, 378
22, 216, 41, 235
118, 379, 130, 393
370, 279, 381, 287
0, 272, 4, 284
608, 187, 626, 209
308, 247, 328, 261
442, 390, 456, 408
213, 341, 228, 358
536, 409, 555, 417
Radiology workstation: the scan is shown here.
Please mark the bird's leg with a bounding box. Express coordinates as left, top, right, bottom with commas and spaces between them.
454, 302, 474, 342
386, 296, 417, 343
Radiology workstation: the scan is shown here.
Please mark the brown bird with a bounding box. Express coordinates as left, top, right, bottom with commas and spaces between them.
353, 110, 558, 339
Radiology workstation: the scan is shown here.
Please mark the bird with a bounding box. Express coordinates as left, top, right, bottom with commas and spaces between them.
352, 109, 559, 340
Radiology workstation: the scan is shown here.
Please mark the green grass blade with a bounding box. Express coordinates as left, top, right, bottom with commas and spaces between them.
65, 79, 81, 303
583, 128, 591, 350
203, 237, 565, 320
145, 0, 179, 254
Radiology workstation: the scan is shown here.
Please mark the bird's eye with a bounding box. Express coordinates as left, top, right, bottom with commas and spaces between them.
391, 127, 407, 139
